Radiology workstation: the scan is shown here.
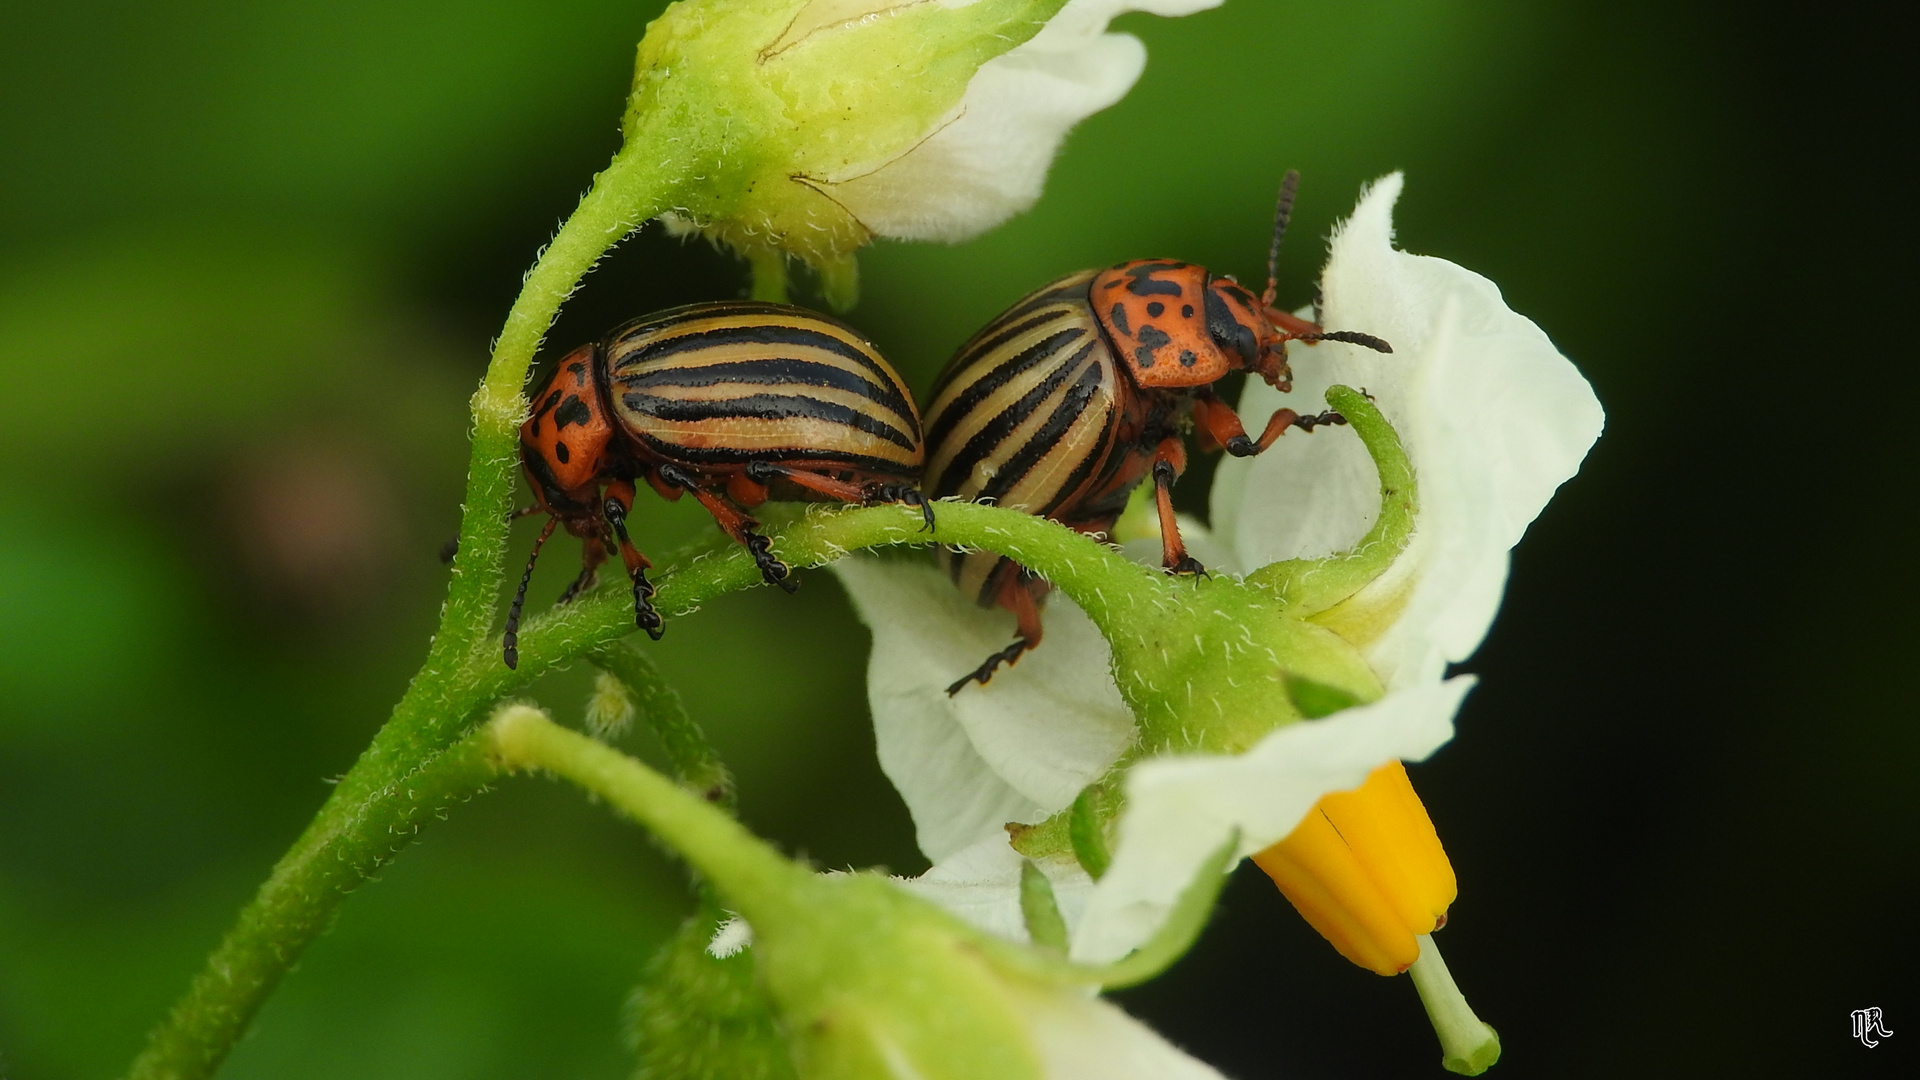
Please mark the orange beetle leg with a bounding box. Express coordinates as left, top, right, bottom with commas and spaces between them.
657, 464, 796, 594
946, 571, 1047, 696
743, 461, 935, 532
1148, 437, 1202, 576
601, 479, 663, 640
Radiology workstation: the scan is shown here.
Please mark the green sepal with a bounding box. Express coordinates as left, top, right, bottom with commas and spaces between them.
1018, 862, 1069, 955
985, 831, 1238, 991
1282, 672, 1365, 720
1068, 783, 1115, 880
1246, 384, 1418, 615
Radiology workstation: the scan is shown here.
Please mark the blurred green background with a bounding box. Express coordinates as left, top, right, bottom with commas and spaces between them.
2, 1, 1912, 1078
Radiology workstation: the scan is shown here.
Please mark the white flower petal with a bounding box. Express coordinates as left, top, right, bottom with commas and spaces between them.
836, 556, 1135, 860
829, 0, 1223, 241
1215, 174, 1604, 686
1004, 978, 1229, 1080
1070, 676, 1474, 963
895, 835, 1094, 944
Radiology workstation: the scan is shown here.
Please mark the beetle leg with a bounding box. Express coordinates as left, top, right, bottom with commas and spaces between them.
727, 469, 772, 508
602, 480, 664, 640
645, 468, 683, 502
558, 537, 607, 605
1149, 438, 1205, 577
946, 574, 1047, 695
658, 463, 797, 594
744, 461, 936, 532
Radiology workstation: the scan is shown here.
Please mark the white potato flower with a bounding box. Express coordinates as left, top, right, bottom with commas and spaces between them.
839, 174, 1603, 1073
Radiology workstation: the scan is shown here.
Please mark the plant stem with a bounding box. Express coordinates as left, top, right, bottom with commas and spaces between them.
125, 734, 502, 1080
122, 496, 1157, 1080
1245, 385, 1418, 612
125, 140, 681, 1080
590, 640, 734, 806
485, 707, 813, 931
1409, 935, 1501, 1076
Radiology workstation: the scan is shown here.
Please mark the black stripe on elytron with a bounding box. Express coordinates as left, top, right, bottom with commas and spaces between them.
621, 391, 918, 452
610, 322, 906, 412
925, 326, 1090, 455
978, 352, 1112, 507
616, 357, 917, 429
934, 307, 1078, 397
629, 429, 917, 475
930, 337, 1098, 497
604, 302, 815, 346
994, 273, 1097, 326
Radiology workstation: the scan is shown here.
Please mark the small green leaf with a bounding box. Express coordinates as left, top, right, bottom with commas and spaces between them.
1094, 831, 1237, 990
1069, 786, 1112, 880
1019, 861, 1070, 955
1282, 672, 1365, 719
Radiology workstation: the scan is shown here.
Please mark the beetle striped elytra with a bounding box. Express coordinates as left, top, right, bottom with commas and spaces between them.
924, 172, 1391, 693
506, 301, 932, 668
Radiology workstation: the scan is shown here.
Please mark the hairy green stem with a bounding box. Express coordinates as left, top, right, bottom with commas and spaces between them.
1246, 385, 1418, 610
125, 494, 1161, 1079
590, 639, 733, 806
125, 734, 503, 1080
127, 140, 680, 1080
486, 708, 813, 931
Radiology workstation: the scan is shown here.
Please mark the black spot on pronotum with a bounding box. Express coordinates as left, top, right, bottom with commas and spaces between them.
1134, 346, 1157, 368
568, 362, 587, 387
1181, 304, 1194, 319
1135, 325, 1172, 349
1146, 301, 1165, 318
554, 441, 570, 464
554, 394, 593, 429
1123, 264, 1182, 296
1179, 350, 1197, 367
1108, 303, 1131, 336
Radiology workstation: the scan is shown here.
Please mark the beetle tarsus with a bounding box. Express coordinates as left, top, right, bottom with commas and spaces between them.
1169, 556, 1208, 578
947, 638, 1031, 695
557, 566, 598, 605
744, 531, 797, 593
1292, 410, 1347, 432
869, 481, 936, 532
633, 569, 664, 640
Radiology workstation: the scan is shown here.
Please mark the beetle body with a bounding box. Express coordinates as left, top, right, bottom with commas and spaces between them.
926, 181, 1391, 692
509, 301, 929, 667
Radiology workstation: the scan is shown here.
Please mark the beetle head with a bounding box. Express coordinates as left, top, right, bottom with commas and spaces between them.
519, 342, 615, 534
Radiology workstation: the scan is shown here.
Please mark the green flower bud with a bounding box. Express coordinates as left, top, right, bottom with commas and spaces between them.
623, 0, 1221, 304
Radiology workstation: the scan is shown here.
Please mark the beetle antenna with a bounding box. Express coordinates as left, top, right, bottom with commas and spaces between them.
1262, 169, 1301, 310
503, 517, 557, 669
1291, 330, 1394, 354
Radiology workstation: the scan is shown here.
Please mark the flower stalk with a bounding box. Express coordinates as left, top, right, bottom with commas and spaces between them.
1408, 935, 1501, 1075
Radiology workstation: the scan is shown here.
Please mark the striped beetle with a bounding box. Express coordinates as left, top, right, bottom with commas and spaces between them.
924, 173, 1391, 692
507, 301, 932, 667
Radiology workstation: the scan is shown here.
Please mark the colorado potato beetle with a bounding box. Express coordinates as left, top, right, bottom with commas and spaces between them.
924, 172, 1390, 692
507, 301, 932, 667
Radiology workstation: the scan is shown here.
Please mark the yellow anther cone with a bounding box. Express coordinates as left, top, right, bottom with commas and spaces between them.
1251, 762, 1456, 976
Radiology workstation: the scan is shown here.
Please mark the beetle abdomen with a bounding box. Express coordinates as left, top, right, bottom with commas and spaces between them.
923, 271, 1122, 604
607, 302, 923, 478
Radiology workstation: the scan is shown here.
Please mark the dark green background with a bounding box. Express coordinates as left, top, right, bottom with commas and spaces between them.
2, 1, 1911, 1077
